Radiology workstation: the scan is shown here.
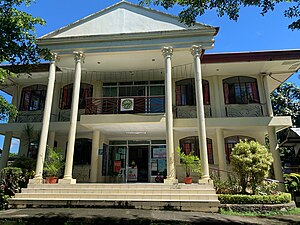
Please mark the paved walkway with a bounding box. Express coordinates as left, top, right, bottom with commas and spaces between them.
0, 208, 300, 224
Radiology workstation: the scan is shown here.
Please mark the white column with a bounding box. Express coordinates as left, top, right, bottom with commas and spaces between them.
60, 51, 84, 184
191, 45, 210, 180
212, 76, 222, 117
18, 138, 27, 157
32, 53, 58, 182
162, 47, 177, 184
47, 131, 56, 149
263, 75, 274, 117
0, 132, 13, 170
216, 128, 227, 179
90, 130, 100, 183
268, 126, 285, 191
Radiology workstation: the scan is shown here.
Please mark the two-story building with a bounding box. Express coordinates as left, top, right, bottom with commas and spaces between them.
1, 1, 300, 210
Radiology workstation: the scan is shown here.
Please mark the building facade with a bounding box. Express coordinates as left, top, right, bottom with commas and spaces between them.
1, 1, 300, 187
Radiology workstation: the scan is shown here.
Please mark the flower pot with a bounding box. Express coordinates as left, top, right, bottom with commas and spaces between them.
46, 177, 58, 184
184, 177, 192, 184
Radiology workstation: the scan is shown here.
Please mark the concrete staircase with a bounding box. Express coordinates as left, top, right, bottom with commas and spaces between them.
8, 183, 220, 212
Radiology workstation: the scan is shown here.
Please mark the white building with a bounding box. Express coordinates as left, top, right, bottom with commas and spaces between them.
1, 1, 300, 210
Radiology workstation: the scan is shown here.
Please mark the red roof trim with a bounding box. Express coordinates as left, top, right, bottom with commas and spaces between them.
202, 50, 300, 64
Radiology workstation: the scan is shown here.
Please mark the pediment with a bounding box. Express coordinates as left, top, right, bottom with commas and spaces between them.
40, 1, 215, 39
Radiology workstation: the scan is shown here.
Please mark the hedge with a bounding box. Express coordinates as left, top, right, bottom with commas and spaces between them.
219, 193, 292, 204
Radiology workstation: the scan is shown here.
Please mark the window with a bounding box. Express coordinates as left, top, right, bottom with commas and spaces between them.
224, 136, 255, 163
20, 85, 47, 111
60, 83, 93, 109
223, 76, 260, 104
175, 78, 210, 106
179, 136, 214, 164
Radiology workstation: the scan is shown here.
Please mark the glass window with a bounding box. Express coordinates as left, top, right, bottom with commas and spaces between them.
224, 136, 255, 163
60, 83, 93, 109
175, 78, 210, 106
179, 136, 214, 164
151, 145, 166, 176
20, 85, 47, 111
223, 76, 260, 104
107, 145, 127, 176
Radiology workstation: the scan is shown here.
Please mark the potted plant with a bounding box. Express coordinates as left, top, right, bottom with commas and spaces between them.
177, 147, 201, 184
43, 147, 64, 184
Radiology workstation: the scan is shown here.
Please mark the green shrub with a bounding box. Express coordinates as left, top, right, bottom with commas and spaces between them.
231, 140, 273, 194
11, 156, 36, 188
0, 167, 26, 210
210, 171, 241, 194
0, 167, 24, 196
284, 173, 300, 197
219, 193, 291, 204
255, 180, 279, 195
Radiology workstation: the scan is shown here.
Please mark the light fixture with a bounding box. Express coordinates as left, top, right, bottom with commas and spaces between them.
125, 131, 147, 135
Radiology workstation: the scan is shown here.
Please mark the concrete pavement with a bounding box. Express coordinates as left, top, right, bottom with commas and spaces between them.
0, 208, 300, 224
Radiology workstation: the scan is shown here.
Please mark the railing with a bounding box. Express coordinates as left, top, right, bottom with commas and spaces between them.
15, 111, 59, 123
85, 96, 165, 115
58, 109, 85, 121
225, 103, 264, 117
175, 105, 212, 118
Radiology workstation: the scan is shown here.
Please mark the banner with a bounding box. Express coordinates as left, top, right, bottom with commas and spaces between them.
120, 98, 134, 111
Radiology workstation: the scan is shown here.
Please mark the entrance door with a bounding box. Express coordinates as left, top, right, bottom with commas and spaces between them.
128, 146, 149, 182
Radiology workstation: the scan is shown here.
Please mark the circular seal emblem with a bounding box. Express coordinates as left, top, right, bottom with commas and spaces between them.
122, 99, 133, 110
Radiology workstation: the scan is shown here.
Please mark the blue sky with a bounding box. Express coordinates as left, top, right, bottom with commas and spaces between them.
1, 0, 299, 153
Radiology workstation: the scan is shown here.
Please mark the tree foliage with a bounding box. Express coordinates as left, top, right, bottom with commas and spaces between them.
140, 0, 300, 30
231, 140, 273, 194
271, 82, 300, 126
0, 0, 48, 120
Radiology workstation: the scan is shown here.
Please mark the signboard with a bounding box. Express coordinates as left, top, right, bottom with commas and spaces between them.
114, 160, 122, 173
153, 148, 166, 158
120, 98, 134, 111
127, 168, 138, 181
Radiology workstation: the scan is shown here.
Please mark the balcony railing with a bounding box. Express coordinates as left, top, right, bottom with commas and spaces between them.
175, 105, 212, 118
15, 111, 59, 123
225, 104, 264, 117
85, 96, 165, 115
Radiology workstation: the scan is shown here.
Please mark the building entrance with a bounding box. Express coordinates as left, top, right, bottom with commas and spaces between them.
128, 146, 149, 182
106, 140, 166, 183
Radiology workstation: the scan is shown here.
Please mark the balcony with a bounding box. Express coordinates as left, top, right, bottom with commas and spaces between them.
85, 96, 165, 115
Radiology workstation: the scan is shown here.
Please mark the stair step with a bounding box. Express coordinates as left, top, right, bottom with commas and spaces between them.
21, 188, 216, 194
14, 193, 218, 201
27, 183, 213, 190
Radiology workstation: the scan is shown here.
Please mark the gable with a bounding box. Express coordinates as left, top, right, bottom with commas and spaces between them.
41, 1, 214, 39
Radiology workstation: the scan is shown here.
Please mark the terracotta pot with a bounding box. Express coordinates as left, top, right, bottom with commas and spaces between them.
46, 177, 58, 184
184, 177, 192, 184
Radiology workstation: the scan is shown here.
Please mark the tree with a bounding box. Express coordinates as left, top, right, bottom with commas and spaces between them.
140, 0, 300, 30
231, 140, 273, 194
0, 0, 48, 120
271, 82, 300, 165
271, 82, 300, 126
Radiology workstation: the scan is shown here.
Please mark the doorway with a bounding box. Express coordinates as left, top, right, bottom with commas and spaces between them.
128, 146, 149, 182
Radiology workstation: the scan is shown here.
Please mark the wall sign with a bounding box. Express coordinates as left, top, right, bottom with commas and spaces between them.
120, 98, 134, 111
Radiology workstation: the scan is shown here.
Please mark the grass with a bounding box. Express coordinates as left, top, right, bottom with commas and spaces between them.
220, 207, 300, 217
